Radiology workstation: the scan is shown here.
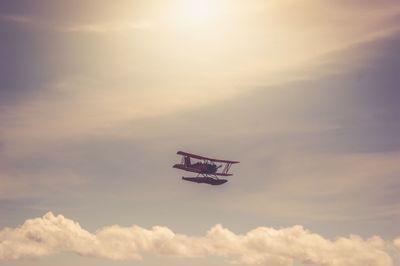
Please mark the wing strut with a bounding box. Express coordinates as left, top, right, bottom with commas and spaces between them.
222, 163, 232, 174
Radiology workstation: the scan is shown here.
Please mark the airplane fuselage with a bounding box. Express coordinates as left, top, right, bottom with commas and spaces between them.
173, 163, 218, 174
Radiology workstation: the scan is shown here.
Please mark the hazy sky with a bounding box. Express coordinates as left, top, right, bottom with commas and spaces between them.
1, 1, 400, 266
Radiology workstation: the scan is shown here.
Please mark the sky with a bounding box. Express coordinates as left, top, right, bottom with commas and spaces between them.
1, 0, 400, 265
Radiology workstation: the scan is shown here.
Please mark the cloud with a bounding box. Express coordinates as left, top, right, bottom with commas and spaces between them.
1, 1, 399, 149
0, 212, 396, 266
0, 14, 32, 24
394, 238, 400, 250
62, 22, 151, 33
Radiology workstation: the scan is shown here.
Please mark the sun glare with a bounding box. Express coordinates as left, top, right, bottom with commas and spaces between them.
175, 0, 224, 26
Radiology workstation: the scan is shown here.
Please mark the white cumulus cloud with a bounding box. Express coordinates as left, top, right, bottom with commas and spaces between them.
0, 212, 396, 266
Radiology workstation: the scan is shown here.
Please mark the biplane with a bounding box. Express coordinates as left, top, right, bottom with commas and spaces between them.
173, 151, 239, 185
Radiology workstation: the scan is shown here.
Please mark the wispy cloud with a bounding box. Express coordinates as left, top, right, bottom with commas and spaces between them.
0, 212, 396, 266
0, 13, 151, 33
0, 14, 32, 24
62, 22, 151, 33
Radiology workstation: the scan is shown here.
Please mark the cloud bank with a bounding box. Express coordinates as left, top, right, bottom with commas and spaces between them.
0, 212, 397, 266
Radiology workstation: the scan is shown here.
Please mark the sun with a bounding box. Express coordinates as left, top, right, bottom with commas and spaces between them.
175, 0, 224, 26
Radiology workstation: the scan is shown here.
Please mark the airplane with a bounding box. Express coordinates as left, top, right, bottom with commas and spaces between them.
173, 151, 239, 185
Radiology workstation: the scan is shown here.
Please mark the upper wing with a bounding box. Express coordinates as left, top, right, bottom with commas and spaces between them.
177, 151, 240, 164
